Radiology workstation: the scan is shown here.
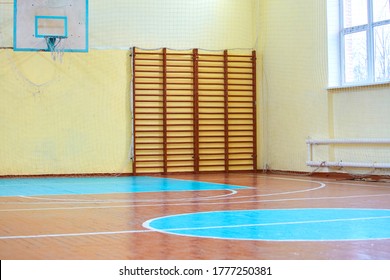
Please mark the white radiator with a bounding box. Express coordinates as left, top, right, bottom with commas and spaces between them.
306, 138, 390, 169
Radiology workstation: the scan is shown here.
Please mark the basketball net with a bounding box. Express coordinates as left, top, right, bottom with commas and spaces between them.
45, 36, 66, 62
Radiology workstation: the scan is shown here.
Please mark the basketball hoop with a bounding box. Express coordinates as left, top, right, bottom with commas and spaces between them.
45, 36, 66, 62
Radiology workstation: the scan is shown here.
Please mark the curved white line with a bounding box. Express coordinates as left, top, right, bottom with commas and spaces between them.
0, 190, 238, 205
3, 192, 390, 212
206, 181, 326, 201
1, 177, 389, 211
145, 215, 390, 232
142, 209, 390, 241
1, 176, 326, 205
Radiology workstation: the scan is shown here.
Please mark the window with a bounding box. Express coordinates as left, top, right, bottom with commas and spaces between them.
328, 0, 390, 87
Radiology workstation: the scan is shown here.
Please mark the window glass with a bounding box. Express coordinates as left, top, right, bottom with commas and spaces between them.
344, 31, 368, 83
373, 0, 390, 22
374, 24, 390, 81
343, 0, 368, 28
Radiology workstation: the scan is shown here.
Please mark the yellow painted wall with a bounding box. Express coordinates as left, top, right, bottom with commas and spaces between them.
257, 0, 329, 171
330, 86, 390, 169
258, 0, 390, 173
0, 50, 132, 175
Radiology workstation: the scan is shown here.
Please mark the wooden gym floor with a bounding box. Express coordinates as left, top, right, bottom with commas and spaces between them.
0, 172, 389, 260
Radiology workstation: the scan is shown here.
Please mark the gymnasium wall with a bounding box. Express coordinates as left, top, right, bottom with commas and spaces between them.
0, 50, 132, 175
0, 0, 257, 176
258, 0, 390, 174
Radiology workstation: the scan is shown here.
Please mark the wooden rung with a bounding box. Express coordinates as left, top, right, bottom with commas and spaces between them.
135, 77, 163, 80
166, 65, 193, 68
166, 82, 194, 85
198, 53, 224, 57
229, 137, 254, 140
198, 70, 224, 73
228, 71, 252, 74
199, 163, 225, 167
198, 65, 224, 69
198, 59, 224, 63
135, 154, 164, 157
228, 66, 252, 69
166, 58, 193, 62
167, 153, 194, 156
167, 159, 194, 162
135, 119, 164, 122
166, 77, 194, 80
135, 58, 163, 61
135, 136, 164, 139
167, 147, 194, 151
198, 83, 225, 86
135, 166, 164, 169
134, 70, 164, 73
136, 159, 164, 163
198, 146, 225, 150
134, 64, 163, 67
199, 77, 224, 80
134, 123, 163, 126
167, 164, 194, 168
228, 83, 253, 86
228, 77, 253, 81
228, 60, 252, 63
166, 112, 193, 115
165, 88, 194, 91
198, 88, 224, 91
134, 93, 163, 96
134, 88, 163, 91
228, 94, 253, 97
166, 71, 194, 74
135, 148, 164, 151
228, 54, 252, 58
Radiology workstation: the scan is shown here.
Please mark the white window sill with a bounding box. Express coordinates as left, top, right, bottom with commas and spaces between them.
327, 81, 390, 91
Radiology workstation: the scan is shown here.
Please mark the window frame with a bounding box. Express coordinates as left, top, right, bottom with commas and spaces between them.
331, 0, 390, 88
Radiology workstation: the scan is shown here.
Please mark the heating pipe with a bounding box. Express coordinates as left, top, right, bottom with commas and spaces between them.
306, 138, 390, 169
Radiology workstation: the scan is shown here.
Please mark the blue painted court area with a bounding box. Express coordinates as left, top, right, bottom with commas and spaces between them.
144, 208, 390, 241
0, 176, 247, 197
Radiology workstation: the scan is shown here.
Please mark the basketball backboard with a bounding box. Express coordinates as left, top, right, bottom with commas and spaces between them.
14, 0, 88, 52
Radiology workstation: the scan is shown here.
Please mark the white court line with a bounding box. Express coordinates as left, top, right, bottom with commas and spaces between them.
207, 181, 326, 200
2, 214, 390, 240
143, 213, 390, 242
2, 192, 390, 212
1, 177, 389, 212
0, 181, 326, 212
0, 189, 238, 205
145, 215, 390, 232
323, 180, 390, 189
0, 177, 325, 206
0, 180, 323, 205
0, 229, 153, 240
240, 173, 390, 189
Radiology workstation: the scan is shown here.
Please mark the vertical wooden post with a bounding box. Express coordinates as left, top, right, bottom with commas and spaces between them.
192, 49, 199, 173
162, 48, 168, 174
132, 47, 137, 175
223, 50, 230, 172
251, 50, 258, 171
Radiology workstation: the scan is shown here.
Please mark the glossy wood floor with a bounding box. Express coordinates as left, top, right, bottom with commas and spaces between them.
1, 172, 390, 260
